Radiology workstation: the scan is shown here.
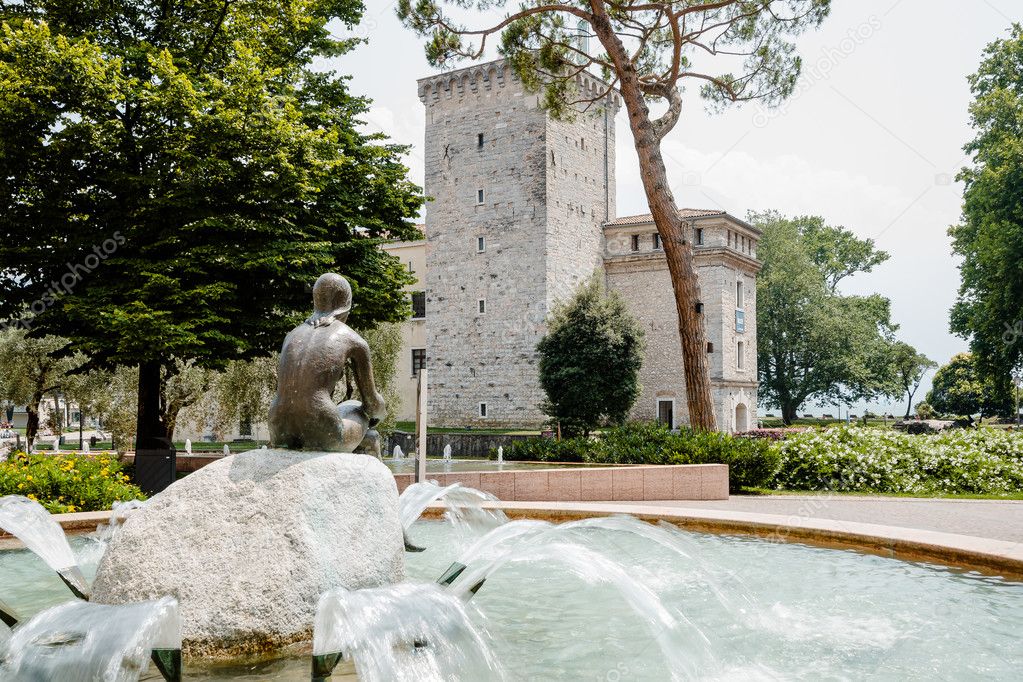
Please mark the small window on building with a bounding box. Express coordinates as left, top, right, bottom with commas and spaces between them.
411, 348, 426, 377
707, 342, 714, 353
477, 236, 486, 253
652, 233, 661, 250
736, 280, 744, 309
477, 299, 486, 315
408, 260, 414, 272
580, 137, 586, 150
695, 228, 704, 245
727, 230, 732, 247
657, 399, 674, 430
477, 133, 484, 148
476, 188, 485, 205
737, 341, 745, 371
631, 234, 640, 252
479, 402, 488, 418
411, 291, 426, 319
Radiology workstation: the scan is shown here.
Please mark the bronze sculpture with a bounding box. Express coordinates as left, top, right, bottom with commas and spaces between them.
269, 273, 386, 453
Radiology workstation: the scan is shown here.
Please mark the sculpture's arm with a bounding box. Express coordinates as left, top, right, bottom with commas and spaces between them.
350, 338, 386, 425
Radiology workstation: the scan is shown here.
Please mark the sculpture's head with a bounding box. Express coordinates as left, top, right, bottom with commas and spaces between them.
307, 273, 352, 327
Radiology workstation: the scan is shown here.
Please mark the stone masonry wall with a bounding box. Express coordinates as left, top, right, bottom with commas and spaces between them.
420, 61, 616, 428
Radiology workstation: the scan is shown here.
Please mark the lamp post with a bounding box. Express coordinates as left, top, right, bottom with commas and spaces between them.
1013, 368, 1022, 428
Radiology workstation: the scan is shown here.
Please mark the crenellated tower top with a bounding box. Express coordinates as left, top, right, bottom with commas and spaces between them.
417, 58, 618, 111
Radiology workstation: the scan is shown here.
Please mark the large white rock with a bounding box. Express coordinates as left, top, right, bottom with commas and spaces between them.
90, 449, 405, 658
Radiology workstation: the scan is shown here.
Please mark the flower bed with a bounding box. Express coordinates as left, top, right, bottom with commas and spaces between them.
772, 426, 1023, 495
0, 451, 146, 513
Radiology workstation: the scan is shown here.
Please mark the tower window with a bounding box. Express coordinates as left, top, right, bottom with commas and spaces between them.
707, 342, 714, 353
479, 402, 488, 418
476, 188, 485, 205
695, 228, 704, 245
477, 133, 484, 148
411, 291, 426, 319
631, 234, 640, 252
411, 348, 426, 377
736, 280, 745, 309
652, 233, 662, 250
477, 236, 486, 253
737, 341, 745, 370
477, 299, 486, 315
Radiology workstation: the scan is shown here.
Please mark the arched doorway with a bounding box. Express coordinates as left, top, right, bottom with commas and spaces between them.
735, 403, 749, 433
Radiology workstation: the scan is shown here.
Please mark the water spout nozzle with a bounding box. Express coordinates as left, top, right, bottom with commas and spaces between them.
403, 531, 426, 553
0, 596, 20, 628
57, 566, 90, 600
312, 651, 344, 681
151, 647, 182, 682
436, 562, 467, 587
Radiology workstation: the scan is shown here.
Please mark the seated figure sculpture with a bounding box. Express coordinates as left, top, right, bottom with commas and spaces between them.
269, 273, 386, 454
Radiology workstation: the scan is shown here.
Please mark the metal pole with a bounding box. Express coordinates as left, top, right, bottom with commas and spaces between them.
415, 369, 427, 483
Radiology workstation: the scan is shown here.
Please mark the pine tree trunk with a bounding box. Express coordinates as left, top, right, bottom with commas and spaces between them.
590, 11, 717, 431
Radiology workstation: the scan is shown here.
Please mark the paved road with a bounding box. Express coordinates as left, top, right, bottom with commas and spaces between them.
614, 496, 1023, 544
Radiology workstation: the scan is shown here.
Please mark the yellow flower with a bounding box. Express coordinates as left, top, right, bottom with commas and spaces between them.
27, 494, 36, 501
17, 483, 24, 490
66, 504, 77, 513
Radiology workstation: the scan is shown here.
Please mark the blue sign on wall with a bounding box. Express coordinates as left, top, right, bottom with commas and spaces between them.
735, 309, 745, 333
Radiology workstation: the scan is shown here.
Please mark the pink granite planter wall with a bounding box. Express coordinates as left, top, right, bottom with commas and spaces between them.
395, 464, 728, 502
125, 453, 727, 501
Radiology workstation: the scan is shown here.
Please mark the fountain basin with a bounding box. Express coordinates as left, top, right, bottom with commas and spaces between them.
2, 514, 1021, 680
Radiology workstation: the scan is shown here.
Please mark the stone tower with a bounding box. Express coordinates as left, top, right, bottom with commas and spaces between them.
418, 60, 618, 427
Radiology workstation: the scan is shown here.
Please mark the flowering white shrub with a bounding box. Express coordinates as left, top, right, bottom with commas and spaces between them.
772, 426, 1023, 494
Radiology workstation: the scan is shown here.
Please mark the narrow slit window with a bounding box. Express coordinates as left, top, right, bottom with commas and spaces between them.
736, 280, 744, 309
476, 188, 485, 205
652, 233, 661, 250
477, 133, 484, 148
477, 299, 486, 315
737, 341, 745, 370
631, 234, 640, 252
479, 402, 488, 418
695, 228, 704, 245
477, 236, 486, 253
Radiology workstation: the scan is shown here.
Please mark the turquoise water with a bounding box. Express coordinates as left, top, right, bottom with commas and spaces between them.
2, 521, 1021, 680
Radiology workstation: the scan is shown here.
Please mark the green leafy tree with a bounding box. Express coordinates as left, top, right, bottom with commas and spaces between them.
950, 24, 1023, 395
537, 275, 644, 437
926, 352, 1013, 421
889, 341, 937, 419
0, 329, 84, 445
399, 0, 831, 431
753, 211, 899, 424
798, 215, 890, 293
0, 2, 424, 460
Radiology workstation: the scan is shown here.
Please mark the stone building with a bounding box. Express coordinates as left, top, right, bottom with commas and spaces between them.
386, 59, 761, 433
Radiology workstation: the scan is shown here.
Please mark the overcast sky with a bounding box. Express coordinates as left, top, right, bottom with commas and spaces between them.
324, 0, 1022, 415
